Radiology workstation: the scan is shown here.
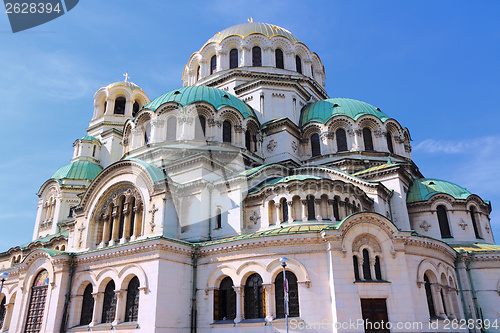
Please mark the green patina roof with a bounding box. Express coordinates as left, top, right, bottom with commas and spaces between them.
407, 178, 473, 203
125, 158, 166, 182
20, 231, 69, 249
250, 175, 322, 194
145, 86, 257, 120
106, 81, 142, 91
452, 243, 500, 253
80, 135, 100, 143
52, 161, 102, 181
300, 98, 390, 127
205, 22, 300, 46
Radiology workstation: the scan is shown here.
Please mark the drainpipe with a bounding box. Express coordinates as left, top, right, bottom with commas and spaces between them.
454, 253, 471, 332
208, 183, 213, 241
190, 246, 199, 333
466, 253, 485, 332
60, 253, 75, 333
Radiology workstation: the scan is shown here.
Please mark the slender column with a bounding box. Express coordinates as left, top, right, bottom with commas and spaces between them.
300, 199, 308, 222
112, 290, 127, 325
133, 204, 143, 237
445, 287, 455, 319
357, 257, 363, 280
314, 199, 322, 221
104, 98, 113, 115
263, 284, 273, 321
101, 214, 110, 247
327, 199, 335, 221
150, 119, 165, 144
122, 202, 132, 243
240, 45, 251, 67
287, 201, 294, 223
274, 202, 281, 224
233, 286, 243, 323
90, 292, 104, 326
339, 201, 346, 220
369, 258, 376, 281
200, 60, 208, 78
129, 206, 137, 241
131, 128, 143, 149
110, 207, 120, 245
1, 303, 13, 331
125, 98, 133, 117
68, 295, 83, 327
431, 284, 447, 318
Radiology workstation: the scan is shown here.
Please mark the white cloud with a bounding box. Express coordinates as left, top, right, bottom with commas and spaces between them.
414, 137, 500, 154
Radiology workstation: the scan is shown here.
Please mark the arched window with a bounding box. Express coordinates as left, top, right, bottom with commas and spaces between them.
353, 256, 360, 281
311, 133, 321, 157
295, 55, 302, 74
362, 249, 372, 280
470, 207, 481, 239
275, 271, 300, 318
101, 280, 117, 323
229, 48, 238, 69
333, 197, 340, 221
214, 277, 236, 321
268, 200, 276, 225
222, 121, 232, 143
281, 198, 288, 222
336, 128, 348, 152
215, 207, 222, 229
375, 256, 382, 280
114, 97, 126, 115
80, 284, 94, 326
118, 196, 126, 239
167, 117, 177, 141
424, 274, 436, 318
252, 46, 262, 67
24, 270, 49, 333
132, 101, 140, 117
0, 296, 6, 329
210, 55, 217, 74
306, 195, 315, 220
363, 128, 374, 151
196, 66, 200, 81
386, 132, 394, 154
245, 130, 251, 151
244, 273, 264, 319
195, 115, 206, 141
125, 277, 140, 322
437, 205, 452, 238
275, 49, 284, 69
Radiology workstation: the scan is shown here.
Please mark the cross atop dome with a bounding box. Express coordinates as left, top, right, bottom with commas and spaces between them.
123, 72, 130, 82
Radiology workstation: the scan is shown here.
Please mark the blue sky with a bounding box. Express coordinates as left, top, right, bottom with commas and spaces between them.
0, 0, 499, 250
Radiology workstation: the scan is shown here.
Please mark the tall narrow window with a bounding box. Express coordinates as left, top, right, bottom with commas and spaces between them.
353, 256, 360, 281
195, 115, 206, 141
275, 49, 284, 69
129, 197, 136, 238
333, 197, 340, 221
245, 130, 251, 151
363, 128, 374, 151
470, 207, 481, 239
101, 280, 117, 323
0, 296, 6, 329
196, 65, 200, 81
24, 270, 49, 333
167, 117, 177, 141
281, 198, 288, 222
307, 195, 315, 220
311, 133, 321, 157
244, 274, 264, 319
210, 55, 217, 74
295, 55, 302, 74
229, 48, 238, 69
214, 277, 236, 321
215, 208, 222, 229
80, 284, 94, 326
132, 101, 140, 117
336, 128, 348, 152
107, 204, 114, 243
424, 274, 436, 317
118, 197, 126, 239
114, 97, 126, 115
386, 132, 394, 154
375, 256, 382, 280
252, 46, 262, 67
144, 122, 151, 145
222, 121, 232, 143
362, 249, 372, 280
125, 277, 140, 322
275, 271, 300, 318
437, 205, 452, 238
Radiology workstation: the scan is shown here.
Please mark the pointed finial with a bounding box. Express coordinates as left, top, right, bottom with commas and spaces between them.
248, 17, 253, 23
123, 72, 130, 82
387, 157, 392, 164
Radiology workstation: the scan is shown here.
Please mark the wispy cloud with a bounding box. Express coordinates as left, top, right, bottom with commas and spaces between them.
414, 137, 500, 154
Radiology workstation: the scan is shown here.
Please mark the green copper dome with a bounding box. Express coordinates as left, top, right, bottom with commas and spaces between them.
407, 178, 473, 203
80, 135, 100, 143
145, 86, 257, 120
300, 98, 390, 127
206, 22, 300, 46
52, 161, 102, 181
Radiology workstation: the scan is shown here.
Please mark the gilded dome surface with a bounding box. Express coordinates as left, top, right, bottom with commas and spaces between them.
205, 22, 300, 45
106, 81, 142, 91
300, 98, 390, 127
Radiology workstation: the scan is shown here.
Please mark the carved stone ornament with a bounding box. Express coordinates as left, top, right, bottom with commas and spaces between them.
291, 141, 298, 152
149, 204, 159, 232
458, 219, 468, 230
267, 140, 277, 152
249, 211, 261, 224
420, 220, 431, 232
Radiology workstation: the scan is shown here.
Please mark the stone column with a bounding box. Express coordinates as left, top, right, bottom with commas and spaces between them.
129, 206, 137, 241
357, 257, 364, 280
287, 201, 294, 223
301, 199, 308, 222
133, 204, 143, 237
90, 292, 104, 326
314, 199, 322, 221
122, 202, 132, 243
1, 303, 14, 331
263, 46, 272, 66
110, 207, 120, 246
233, 286, 243, 323
101, 214, 110, 247
431, 284, 447, 318
131, 127, 143, 149
274, 202, 281, 225
150, 119, 165, 144
125, 98, 133, 117
263, 284, 273, 322
339, 201, 346, 220
104, 98, 113, 115
240, 45, 251, 67
327, 199, 335, 221
112, 290, 127, 325
369, 258, 376, 281
68, 295, 83, 327
445, 287, 455, 319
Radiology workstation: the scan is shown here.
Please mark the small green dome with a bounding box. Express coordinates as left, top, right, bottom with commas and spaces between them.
80, 135, 100, 142
300, 98, 390, 127
206, 22, 300, 46
407, 178, 473, 203
52, 161, 102, 181
106, 81, 142, 91
145, 86, 257, 120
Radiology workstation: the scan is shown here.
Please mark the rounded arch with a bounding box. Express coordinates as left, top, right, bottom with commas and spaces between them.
207, 265, 238, 288
72, 271, 97, 295
107, 86, 133, 101
416, 259, 440, 284
236, 261, 268, 285
266, 258, 310, 283
96, 268, 119, 293
21, 251, 55, 292
118, 264, 149, 291
218, 107, 244, 125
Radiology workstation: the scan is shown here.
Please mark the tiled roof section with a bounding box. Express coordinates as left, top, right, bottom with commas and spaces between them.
20, 231, 69, 248
125, 158, 167, 182
52, 161, 102, 181
451, 243, 500, 253
206, 22, 300, 46
249, 175, 322, 194
353, 162, 399, 177
407, 178, 474, 203
80, 135, 101, 143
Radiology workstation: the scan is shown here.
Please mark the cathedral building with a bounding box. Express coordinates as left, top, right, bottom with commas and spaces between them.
0, 22, 499, 333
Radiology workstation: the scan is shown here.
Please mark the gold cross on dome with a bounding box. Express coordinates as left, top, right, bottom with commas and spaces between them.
123, 72, 130, 82
248, 17, 253, 23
